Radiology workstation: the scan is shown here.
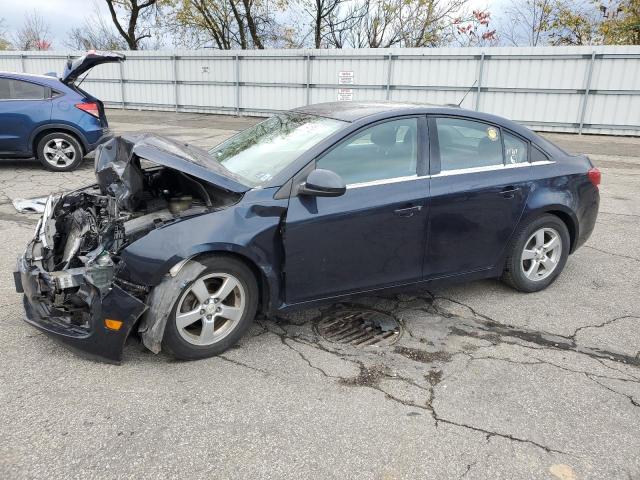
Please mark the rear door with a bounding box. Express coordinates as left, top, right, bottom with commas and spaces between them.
424, 116, 533, 278
0, 77, 52, 155
284, 116, 430, 304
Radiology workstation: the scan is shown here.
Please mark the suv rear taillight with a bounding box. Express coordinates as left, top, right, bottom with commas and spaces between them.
75, 102, 100, 118
588, 167, 601, 189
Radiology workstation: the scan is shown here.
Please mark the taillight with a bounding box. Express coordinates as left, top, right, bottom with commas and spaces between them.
587, 167, 601, 189
75, 102, 100, 118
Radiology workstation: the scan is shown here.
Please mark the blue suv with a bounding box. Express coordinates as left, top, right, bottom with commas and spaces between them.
0, 51, 124, 171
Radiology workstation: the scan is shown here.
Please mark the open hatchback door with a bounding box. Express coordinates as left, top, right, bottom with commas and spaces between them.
61, 51, 125, 85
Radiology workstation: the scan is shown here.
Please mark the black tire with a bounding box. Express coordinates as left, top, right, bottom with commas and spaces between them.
36, 132, 84, 171
502, 214, 570, 293
162, 256, 259, 360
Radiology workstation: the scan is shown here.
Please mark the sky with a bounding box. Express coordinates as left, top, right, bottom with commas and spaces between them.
0, 0, 113, 48
1, 0, 495, 49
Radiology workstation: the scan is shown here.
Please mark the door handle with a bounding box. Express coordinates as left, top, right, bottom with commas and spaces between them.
500, 186, 520, 198
394, 205, 423, 217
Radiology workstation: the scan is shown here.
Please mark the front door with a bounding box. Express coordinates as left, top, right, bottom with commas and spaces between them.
424, 116, 532, 278
284, 116, 429, 304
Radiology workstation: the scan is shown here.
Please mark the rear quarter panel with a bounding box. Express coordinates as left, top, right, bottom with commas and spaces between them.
519, 154, 599, 254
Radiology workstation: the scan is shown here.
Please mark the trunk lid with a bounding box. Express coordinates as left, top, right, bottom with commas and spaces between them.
61, 50, 125, 85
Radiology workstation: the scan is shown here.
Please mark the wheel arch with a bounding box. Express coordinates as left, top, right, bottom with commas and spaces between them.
31, 124, 89, 156
518, 205, 579, 254
173, 249, 278, 315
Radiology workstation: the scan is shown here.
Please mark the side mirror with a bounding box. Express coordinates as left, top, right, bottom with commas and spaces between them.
298, 169, 346, 197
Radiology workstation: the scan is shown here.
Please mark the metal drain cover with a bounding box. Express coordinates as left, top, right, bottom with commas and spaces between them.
316, 309, 401, 347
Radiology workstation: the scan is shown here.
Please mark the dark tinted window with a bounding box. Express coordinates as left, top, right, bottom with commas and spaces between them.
0, 79, 46, 100
11, 80, 46, 99
531, 145, 550, 162
436, 118, 503, 171
0, 79, 10, 99
317, 118, 418, 185
504, 131, 528, 164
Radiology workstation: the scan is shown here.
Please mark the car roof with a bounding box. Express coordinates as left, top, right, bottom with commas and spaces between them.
293, 101, 454, 122
290, 101, 567, 163
0, 71, 63, 88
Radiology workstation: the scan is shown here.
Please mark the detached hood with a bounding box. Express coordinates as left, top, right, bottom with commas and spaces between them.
95, 134, 250, 211
62, 50, 125, 84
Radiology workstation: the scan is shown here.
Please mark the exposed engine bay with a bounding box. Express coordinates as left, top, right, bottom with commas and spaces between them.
22, 135, 242, 329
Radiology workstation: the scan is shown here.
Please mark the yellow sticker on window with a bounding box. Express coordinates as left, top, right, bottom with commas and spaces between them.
487, 127, 498, 141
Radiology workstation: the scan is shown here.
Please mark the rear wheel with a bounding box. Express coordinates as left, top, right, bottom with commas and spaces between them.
502, 214, 570, 292
162, 256, 259, 360
36, 132, 84, 171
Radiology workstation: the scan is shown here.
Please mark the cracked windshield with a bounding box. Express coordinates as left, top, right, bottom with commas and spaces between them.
209, 113, 346, 186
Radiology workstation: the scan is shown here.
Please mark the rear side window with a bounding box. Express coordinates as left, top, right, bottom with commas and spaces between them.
435, 118, 503, 171
0, 79, 46, 100
504, 131, 528, 164
0, 79, 10, 99
531, 145, 550, 162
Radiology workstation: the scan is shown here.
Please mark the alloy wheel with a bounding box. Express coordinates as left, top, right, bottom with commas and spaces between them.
175, 273, 246, 346
520, 227, 563, 282
43, 138, 76, 168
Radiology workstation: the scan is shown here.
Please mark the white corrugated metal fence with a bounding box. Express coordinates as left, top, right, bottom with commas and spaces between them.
1, 46, 639, 135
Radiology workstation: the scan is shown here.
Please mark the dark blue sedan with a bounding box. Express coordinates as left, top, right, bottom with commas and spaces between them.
15, 102, 600, 362
0, 51, 123, 171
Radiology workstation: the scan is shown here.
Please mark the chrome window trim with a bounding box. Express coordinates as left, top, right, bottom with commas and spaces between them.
432, 160, 554, 178
343, 160, 554, 188
346, 174, 428, 189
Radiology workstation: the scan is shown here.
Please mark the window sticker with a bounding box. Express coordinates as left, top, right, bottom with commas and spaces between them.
506, 147, 519, 164
486, 127, 499, 141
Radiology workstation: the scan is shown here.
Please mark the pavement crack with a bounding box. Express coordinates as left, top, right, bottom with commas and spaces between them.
585, 374, 640, 408
571, 315, 638, 339
217, 355, 271, 375
583, 245, 640, 263
431, 296, 640, 368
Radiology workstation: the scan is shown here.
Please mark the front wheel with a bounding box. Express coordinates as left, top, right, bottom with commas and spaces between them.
502, 214, 570, 292
162, 256, 259, 360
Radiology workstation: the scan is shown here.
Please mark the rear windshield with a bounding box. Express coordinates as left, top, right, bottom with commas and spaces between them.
209, 113, 346, 186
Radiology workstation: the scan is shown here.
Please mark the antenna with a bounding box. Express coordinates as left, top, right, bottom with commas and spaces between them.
457, 79, 477, 107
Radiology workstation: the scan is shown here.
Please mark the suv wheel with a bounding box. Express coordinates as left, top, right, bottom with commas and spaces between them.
502, 214, 570, 292
36, 132, 84, 171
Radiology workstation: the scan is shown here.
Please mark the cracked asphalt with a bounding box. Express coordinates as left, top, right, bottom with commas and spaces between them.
1, 109, 639, 479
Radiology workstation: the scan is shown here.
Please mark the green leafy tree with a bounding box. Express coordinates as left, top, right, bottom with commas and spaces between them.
548, 0, 602, 45
600, 0, 640, 44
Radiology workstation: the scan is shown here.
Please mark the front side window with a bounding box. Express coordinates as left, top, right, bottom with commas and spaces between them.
210, 112, 346, 186
8, 79, 46, 100
317, 118, 418, 185
436, 117, 503, 171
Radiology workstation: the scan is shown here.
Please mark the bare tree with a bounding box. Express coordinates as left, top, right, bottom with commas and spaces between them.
301, 0, 470, 48
104, 0, 161, 49
0, 18, 10, 50
346, 0, 402, 48
66, 12, 128, 50
499, 0, 555, 46
11, 11, 52, 50
169, 0, 281, 49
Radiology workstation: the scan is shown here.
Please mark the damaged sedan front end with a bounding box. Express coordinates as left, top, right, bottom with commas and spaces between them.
15, 134, 247, 362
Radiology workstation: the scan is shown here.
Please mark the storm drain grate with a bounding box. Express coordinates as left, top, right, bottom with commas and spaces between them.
316, 309, 401, 347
